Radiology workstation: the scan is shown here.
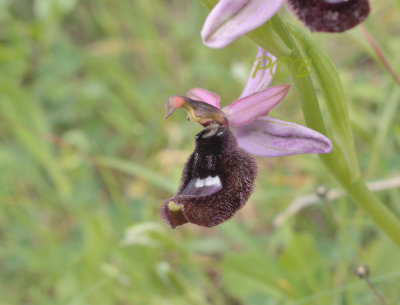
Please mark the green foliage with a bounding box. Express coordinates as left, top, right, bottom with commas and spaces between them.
0, 0, 399, 304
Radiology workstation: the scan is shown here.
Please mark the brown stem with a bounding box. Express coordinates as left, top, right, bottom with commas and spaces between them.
359, 24, 400, 87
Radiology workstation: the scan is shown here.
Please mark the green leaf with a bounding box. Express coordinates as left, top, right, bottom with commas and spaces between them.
289, 25, 360, 181
279, 233, 329, 295
223, 251, 296, 303
94, 156, 177, 194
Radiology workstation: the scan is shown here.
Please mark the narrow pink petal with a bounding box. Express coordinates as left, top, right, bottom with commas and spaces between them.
240, 47, 276, 98
201, 0, 285, 49
187, 88, 221, 108
227, 84, 290, 126
232, 116, 332, 157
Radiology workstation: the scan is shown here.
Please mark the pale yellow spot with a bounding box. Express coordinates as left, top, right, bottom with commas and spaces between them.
168, 201, 182, 212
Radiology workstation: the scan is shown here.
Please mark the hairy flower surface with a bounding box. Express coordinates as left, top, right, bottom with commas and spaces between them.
161, 123, 257, 228
161, 47, 332, 228
202, 0, 370, 48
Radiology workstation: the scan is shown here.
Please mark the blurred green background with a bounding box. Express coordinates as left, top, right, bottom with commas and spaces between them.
1, 0, 400, 304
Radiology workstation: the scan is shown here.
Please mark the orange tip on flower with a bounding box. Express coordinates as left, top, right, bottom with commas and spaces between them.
171, 95, 185, 109
164, 95, 228, 127
165, 95, 185, 119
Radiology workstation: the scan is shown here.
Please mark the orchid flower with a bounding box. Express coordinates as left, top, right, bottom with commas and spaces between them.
161, 47, 332, 229
184, 47, 332, 157
202, 0, 370, 48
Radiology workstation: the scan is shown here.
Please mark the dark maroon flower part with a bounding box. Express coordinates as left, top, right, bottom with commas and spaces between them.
161, 123, 257, 228
288, 0, 370, 32
201, 0, 371, 49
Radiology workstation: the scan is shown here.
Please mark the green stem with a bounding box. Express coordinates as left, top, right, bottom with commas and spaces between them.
198, 0, 400, 246
344, 178, 400, 245
268, 16, 400, 246
265, 16, 353, 185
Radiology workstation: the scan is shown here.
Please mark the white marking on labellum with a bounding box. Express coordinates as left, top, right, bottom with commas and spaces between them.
195, 176, 221, 188
205, 176, 221, 187
195, 179, 204, 188
180, 175, 223, 197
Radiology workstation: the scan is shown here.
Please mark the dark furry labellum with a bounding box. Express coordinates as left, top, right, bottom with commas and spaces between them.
161, 123, 257, 228
288, 0, 370, 32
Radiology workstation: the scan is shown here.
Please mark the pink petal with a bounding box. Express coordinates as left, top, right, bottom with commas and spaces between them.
201, 0, 285, 49
240, 47, 276, 98
187, 88, 221, 108
232, 116, 332, 157
227, 84, 290, 126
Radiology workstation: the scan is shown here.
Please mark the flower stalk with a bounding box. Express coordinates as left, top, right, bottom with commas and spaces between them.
271, 16, 400, 246
199, 0, 400, 246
